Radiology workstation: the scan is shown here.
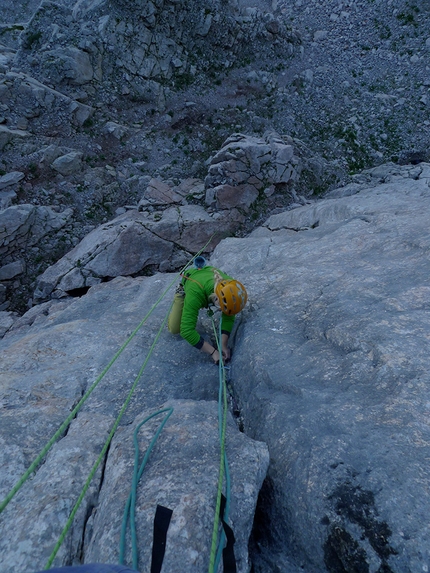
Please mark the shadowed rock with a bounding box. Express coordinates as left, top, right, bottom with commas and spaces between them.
205, 132, 329, 211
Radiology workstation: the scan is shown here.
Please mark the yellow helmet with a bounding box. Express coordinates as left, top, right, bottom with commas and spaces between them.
215, 280, 248, 315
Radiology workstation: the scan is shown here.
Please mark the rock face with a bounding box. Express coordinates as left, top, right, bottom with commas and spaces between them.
0, 71, 94, 134
2, 162, 430, 573
210, 162, 430, 572
0, 205, 73, 260
86, 399, 269, 573
205, 132, 304, 210
33, 205, 245, 302
0, 128, 327, 312
31, 131, 333, 304
0, 204, 74, 310
0, 274, 268, 573
34, 211, 175, 300
13, 0, 296, 110
1, 0, 430, 327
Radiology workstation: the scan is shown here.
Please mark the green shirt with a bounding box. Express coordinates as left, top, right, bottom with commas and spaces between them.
180, 266, 235, 347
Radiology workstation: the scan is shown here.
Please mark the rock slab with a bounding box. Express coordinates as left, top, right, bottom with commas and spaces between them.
210, 162, 430, 572
0, 274, 268, 572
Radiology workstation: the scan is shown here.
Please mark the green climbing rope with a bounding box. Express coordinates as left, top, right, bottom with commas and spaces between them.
208, 316, 232, 573
0, 284, 170, 517
119, 407, 174, 570
44, 301, 174, 569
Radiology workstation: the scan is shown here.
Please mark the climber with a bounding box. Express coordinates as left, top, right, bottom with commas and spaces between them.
168, 256, 247, 364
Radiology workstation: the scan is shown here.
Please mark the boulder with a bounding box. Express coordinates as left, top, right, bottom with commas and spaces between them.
204, 132, 304, 211
207, 183, 259, 210
0, 189, 17, 209
138, 178, 183, 208
34, 206, 245, 301
173, 178, 205, 198
136, 204, 245, 253
0, 171, 25, 190
38, 145, 73, 167
103, 121, 132, 140
44, 47, 94, 85
51, 151, 83, 176
0, 260, 25, 280
0, 125, 29, 150
34, 211, 174, 300
0, 204, 73, 259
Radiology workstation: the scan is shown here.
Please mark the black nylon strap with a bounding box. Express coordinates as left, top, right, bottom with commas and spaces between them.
220, 494, 237, 573
150, 505, 173, 573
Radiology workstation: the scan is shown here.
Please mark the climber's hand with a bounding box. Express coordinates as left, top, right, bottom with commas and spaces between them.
222, 347, 231, 363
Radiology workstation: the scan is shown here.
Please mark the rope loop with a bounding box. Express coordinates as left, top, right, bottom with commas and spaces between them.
119, 407, 174, 570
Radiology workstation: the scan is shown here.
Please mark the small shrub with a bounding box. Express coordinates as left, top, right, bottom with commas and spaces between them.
23, 30, 42, 49
396, 12, 416, 26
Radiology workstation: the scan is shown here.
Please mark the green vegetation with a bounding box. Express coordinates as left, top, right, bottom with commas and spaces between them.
373, 20, 392, 40
338, 126, 372, 173
0, 25, 24, 36
172, 71, 195, 90
27, 163, 39, 179
396, 8, 418, 27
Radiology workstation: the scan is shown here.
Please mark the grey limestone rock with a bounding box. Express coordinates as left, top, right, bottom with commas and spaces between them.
0, 72, 94, 136
0, 310, 18, 336
210, 163, 430, 572
0, 171, 25, 190
12, 0, 297, 111
51, 151, 84, 176
0, 125, 29, 151
0, 260, 25, 280
2, 165, 430, 571
0, 189, 17, 210
34, 211, 174, 300
138, 177, 183, 208
0, 204, 73, 259
86, 399, 269, 573
205, 132, 325, 211
43, 47, 94, 86
34, 205, 245, 301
